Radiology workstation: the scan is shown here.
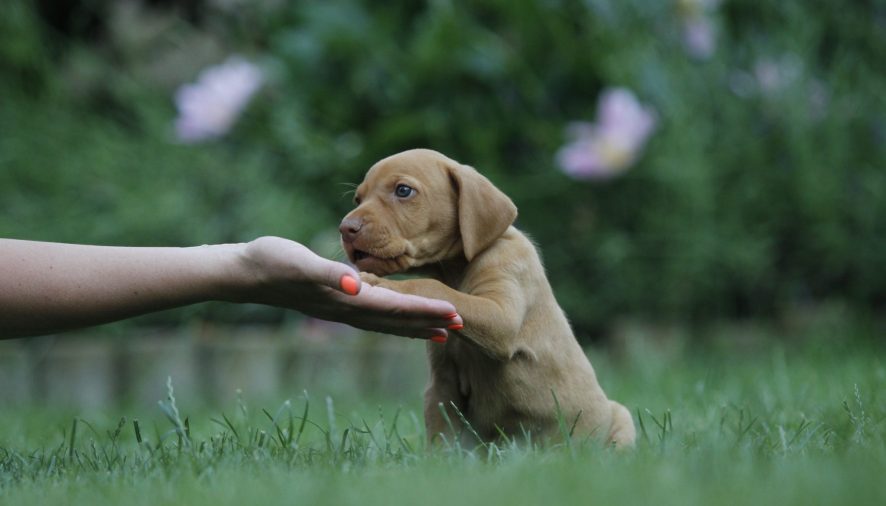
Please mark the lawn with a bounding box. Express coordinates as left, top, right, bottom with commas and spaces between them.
1, 327, 884, 505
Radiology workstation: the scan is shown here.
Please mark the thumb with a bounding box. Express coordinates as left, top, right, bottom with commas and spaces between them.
293, 243, 362, 295
294, 242, 361, 295
327, 262, 362, 296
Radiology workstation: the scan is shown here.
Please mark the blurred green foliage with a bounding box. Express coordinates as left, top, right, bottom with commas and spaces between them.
1, 0, 884, 336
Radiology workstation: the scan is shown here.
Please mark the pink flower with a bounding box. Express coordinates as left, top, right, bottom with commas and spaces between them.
556, 88, 657, 180
677, 0, 719, 60
683, 16, 716, 60
174, 56, 264, 143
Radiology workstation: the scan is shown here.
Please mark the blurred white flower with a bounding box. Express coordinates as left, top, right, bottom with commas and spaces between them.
807, 79, 830, 120
174, 56, 264, 143
729, 54, 828, 118
677, 0, 719, 60
753, 55, 802, 95
556, 88, 657, 180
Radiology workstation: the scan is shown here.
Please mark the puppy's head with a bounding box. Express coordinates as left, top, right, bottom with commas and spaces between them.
340, 149, 517, 276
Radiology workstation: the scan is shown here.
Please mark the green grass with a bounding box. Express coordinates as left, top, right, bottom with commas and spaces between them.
1, 333, 884, 505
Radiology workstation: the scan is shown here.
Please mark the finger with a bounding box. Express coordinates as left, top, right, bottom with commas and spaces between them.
356, 324, 450, 344
357, 285, 457, 317
339, 273, 361, 296
302, 252, 362, 296
422, 328, 450, 344
395, 312, 462, 330
301, 285, 460, 339
334, 267, 362, 296
350, 314, 461, 333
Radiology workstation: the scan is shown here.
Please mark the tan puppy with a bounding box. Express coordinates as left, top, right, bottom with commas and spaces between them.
340, 149, 635, 448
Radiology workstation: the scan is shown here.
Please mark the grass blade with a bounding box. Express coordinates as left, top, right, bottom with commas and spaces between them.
67, 418, 78, 462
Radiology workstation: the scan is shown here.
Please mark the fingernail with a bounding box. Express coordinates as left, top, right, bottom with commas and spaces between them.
445, 313, 459, 319
431, 335, 447, 344
340, 275, 360, 296
447, 324, 464, 331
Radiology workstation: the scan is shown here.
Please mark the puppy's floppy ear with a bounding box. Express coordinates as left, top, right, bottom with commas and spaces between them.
446, 162, 518, 261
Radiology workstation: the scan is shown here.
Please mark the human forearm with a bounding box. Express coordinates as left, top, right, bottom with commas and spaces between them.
0, 239, 244, 338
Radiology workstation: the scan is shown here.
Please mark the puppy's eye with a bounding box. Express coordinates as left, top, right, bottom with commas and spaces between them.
394, 184, 415, 198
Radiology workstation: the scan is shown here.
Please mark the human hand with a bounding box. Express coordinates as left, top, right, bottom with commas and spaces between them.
231, 236, 460, 340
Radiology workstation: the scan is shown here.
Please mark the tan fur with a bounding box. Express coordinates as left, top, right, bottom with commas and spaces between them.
340, 149, 635, 448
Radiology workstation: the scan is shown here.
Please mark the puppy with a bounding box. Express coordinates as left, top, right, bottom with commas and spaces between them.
340, 149, 635, 447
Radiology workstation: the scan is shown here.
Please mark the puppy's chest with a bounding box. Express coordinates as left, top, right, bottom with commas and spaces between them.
447, 336, 532, 399
448, 340, 500, 397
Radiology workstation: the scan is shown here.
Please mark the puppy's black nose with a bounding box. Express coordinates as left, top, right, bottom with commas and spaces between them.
339, 217, 364, 243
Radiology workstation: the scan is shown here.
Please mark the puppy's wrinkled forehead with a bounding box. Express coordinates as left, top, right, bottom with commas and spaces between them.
359, 149, 454, 193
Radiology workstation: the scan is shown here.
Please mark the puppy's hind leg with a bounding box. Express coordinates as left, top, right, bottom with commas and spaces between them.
607, 401, 636, 449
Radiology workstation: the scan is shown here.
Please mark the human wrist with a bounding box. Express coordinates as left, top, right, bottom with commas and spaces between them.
193, 242, 255, 303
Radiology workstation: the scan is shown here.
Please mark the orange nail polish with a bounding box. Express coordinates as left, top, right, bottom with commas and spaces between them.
447, 324, 464, 331
340, 275, 359, 296
431, 335, 447, 344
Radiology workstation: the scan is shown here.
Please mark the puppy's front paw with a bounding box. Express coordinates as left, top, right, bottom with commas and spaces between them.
359, 272, 383, 286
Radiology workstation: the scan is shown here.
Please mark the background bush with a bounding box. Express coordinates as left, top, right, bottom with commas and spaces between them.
2, 0, 884, 337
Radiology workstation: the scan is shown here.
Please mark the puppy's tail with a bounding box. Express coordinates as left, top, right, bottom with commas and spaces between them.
607, 401, 636, 449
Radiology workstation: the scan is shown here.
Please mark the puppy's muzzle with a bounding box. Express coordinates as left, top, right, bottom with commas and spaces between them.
339, 216, 364, 244
339, 216, 371, 263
